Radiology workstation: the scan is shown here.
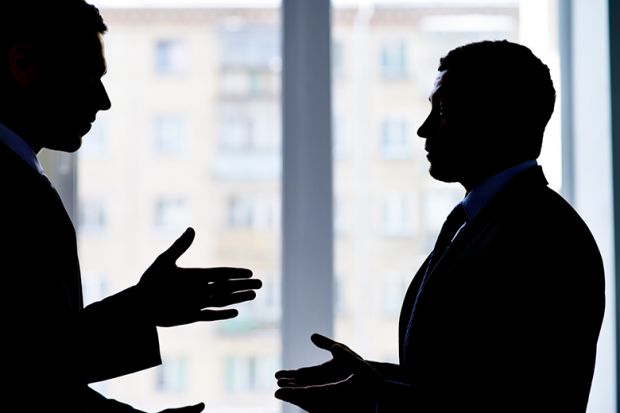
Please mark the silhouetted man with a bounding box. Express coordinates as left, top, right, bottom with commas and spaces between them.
275, 40, 605, 413
0, 2, 261, 412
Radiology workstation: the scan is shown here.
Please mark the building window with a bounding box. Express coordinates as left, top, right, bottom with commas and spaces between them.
422, 189, 464, 249
380, 119, 411, 159
243, 278, 280, 325
227, 196, 254, 229
381, 193, 415, 237
154, 116, 188, 154
155, 39, 187, 76
224, 356, 278, 393
79, 200, 106, 233
226, 196, 278, 231
81, 119, 106, 155
379, 39, 408, 79
154, 199, 187, 232
219, 27, 279, 69
82, 276, 108, 305
220, 118, 253, 151
156, 357, 187, 393
382, 274, 409, 316
332, 40, 344, 77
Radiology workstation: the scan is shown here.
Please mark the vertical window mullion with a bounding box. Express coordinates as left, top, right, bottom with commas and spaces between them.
281, 1, 333, 408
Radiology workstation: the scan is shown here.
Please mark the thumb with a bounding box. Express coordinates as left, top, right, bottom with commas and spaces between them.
310, 333, 338, 351
185, 402, 205, 413
160, 227, 195, 263
161, 402, 205, 413
331, 345, 379, 380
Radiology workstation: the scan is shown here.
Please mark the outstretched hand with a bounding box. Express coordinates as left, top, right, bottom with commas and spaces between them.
275, 334, 381, 413
157, 402, 205, 413
138, 227, 262, 327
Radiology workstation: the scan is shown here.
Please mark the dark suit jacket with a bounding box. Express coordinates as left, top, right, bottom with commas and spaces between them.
370, 167, 605, 412
0, 141, 161, 412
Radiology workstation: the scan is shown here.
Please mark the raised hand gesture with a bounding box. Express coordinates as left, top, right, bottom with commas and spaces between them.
137, 227, 261, 327
275, 334, 381, 413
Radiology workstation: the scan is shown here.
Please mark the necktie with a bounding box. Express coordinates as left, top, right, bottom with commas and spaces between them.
403, 203, 467, 361
425, 203, 467, 274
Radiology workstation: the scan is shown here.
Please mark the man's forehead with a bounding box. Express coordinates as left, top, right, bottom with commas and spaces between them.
429, 70, 448, 100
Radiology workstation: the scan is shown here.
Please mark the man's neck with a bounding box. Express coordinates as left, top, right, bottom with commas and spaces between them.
460, 160, 529, 192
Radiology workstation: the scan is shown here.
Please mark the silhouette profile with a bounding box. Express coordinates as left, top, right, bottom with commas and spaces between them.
0, 1, 261, 412
275, 40, 605, 413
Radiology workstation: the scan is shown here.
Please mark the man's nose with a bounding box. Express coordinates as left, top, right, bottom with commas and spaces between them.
98, 81, 112, 111
417, 116, 431, 139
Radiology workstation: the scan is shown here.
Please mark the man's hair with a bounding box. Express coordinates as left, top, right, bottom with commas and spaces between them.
0, 0, 107, 50
439, 40, 556, 160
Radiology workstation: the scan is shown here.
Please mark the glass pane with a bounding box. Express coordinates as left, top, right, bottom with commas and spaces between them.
332, 0, 560, 362
80, 3, 281, 412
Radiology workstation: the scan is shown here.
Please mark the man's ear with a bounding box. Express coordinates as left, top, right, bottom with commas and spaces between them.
7, 44, 39, 87
485, 101, 519, 137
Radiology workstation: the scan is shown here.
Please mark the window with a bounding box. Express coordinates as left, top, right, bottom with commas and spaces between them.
82, 276, 108, 305
219, 27, 279, 69
224, 356, 278, 393
380, 39, 408, 79
423, 189, 465, 232
332, 40, 344, 77
154, 199, 187, 232
381, 193, 415, 237
226, 195, 278, 231
156, 357, 187, 393
81, 118, 107, 155
227, 196, 253, 229
79, 199, 106, 233
155, 39, 187, 76
220, 118, 253, 151
154, 116, 187, 154
380, 119, 411, 159
382, 274, 409, 316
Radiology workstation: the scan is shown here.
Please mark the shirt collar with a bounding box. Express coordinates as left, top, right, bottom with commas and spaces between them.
0, 121, 45, 175
462, 159, 538, 221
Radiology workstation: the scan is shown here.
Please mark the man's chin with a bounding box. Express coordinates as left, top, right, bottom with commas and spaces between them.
428, 164, 459, 183
46, 137, 83, 153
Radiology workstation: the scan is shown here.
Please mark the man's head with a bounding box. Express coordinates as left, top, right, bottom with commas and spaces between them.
417, 40, 556, 189
0, 0, 111, 153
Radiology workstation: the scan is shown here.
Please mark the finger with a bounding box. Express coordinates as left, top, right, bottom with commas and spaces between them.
275, 363, 336, 381
179, 267, 254, 280
203, 290, 257, 308
275, 369, 296, 379
274, 387, 314, 406
160, 227, 195, 263
331, 345, 379, 379
277, 378, 301, 387
161, 402, 205, 413
184, 403, 205, 413
194, 308, 238, 322
275, 384, 337, 407
207, 278, 263, 293
331, 344, 364, 368
311, 333, 338, 351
